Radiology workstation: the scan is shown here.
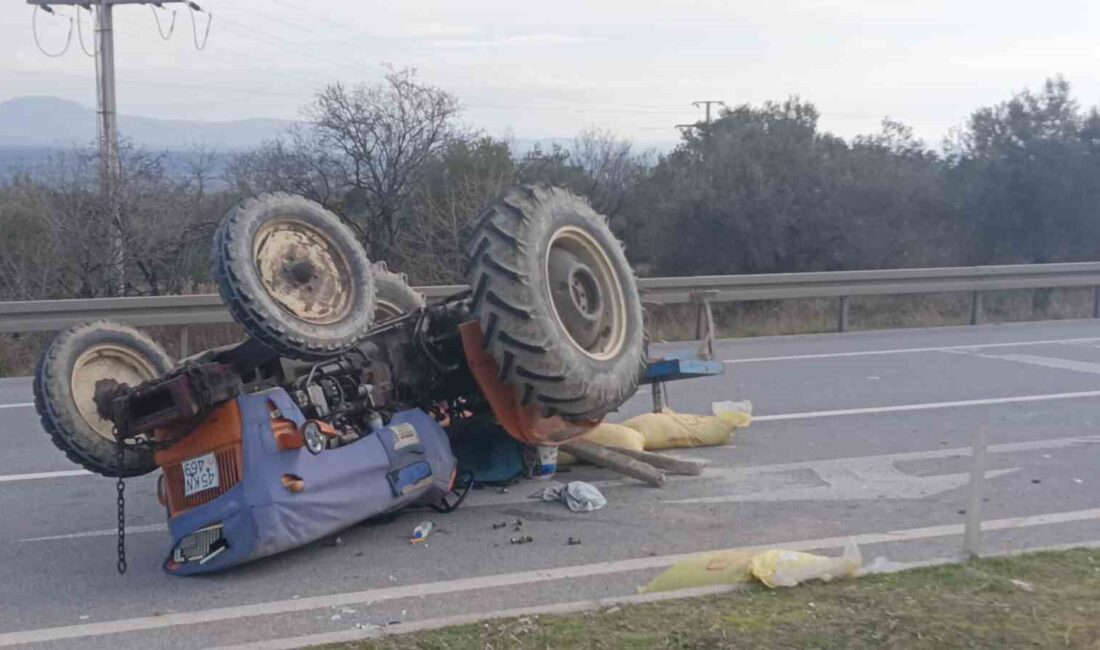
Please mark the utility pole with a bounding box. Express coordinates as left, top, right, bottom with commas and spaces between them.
28, 0, 206, 294
691, 100, 726, 124
677, 100, 727, 131
94, 0, 122, 288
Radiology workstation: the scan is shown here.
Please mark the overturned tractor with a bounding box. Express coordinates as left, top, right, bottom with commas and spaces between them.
33, 186, 648, 574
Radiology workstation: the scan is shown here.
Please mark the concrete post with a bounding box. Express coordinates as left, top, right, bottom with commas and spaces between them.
970, 291, 983, 325
963, 419, 990, 559
179, 325, 189, 359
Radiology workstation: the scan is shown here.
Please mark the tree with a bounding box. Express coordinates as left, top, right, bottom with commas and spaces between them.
225, 126, 344, 209
948, 77, 1100, 265
0, 145, 224, 300
630, 98, 842, 275
308, 68, 462, 260
391, 137, 516, 283
225, 68, 462, 262
516, 128, 649, 223
568, 128, 650, 221
626, 100, 957, 276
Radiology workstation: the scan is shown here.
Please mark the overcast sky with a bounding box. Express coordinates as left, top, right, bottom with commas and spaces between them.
5, 0, 1100, 145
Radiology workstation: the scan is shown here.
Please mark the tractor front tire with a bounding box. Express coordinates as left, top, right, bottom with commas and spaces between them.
211, 193, 376, 360
34, 321, 173, 477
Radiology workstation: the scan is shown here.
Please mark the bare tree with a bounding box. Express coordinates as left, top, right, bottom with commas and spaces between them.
568, 127, 650, 220
391, 138, 515, 283
0, 146, 225, 300
225, 125, 344, 209
117, 148, 221, 295
0, 175, 64, 300
308, 67, 462, 259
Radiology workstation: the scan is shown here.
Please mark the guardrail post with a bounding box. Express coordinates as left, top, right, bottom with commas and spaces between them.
1093, 287, 1100, 319
970, 291, 983, 325
838, 296, 850, 333
962, 417, 990, 560
179, 325, 189, 360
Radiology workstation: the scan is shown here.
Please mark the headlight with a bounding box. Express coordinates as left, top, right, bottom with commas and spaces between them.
303, 421, 326, 455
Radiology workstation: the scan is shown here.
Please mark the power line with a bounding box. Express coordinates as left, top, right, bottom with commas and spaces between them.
31, 4, 72, 57
149, 4, 176, 41
186, 2, 211, 50
76, 5, 97, 57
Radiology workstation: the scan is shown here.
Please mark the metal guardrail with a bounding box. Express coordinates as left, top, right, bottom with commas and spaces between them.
4, 262, 1100, 341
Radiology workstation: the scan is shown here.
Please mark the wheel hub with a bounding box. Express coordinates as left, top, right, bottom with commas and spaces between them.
71, 344, 160, 442
253, 221, 353, 325
549, 249, 603, 350
545, 226, 627, 360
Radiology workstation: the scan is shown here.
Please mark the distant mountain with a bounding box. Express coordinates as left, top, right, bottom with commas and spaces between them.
0, 96, 678, 183
0, 96, 291, 151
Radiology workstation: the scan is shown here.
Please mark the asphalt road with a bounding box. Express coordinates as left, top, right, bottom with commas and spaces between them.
3, 319, 1100, 648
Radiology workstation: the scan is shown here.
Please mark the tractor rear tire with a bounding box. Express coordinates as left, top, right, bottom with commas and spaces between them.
34, 321, 173, 477
372, 262, 425, 321
211, 193, 376, 360
466, 185, 646, 420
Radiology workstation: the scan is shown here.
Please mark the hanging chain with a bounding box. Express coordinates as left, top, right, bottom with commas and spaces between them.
115, 428, 127, 575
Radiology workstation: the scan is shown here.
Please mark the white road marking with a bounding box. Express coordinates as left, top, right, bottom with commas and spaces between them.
24, 436, 1093, 536
722, 335, 1100, 364
960, 351, 1100, 376
466, 435, 1100, 510
753, 390, 1100, 422
0, 402, 32, 410
20, 523, 166, 542
5, 425, 1097, 493
712, 434, 1100, 473
666, 468, 1020, 505
210, 535, 1100, 650
4, 505, 1100, 647
0, 469, 90, 483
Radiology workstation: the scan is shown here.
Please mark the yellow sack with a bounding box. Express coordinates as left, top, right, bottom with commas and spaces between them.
579, 422, 646, 451
621, 401, 751, 450
639, 551, 757, 593
750, 542, 862, 588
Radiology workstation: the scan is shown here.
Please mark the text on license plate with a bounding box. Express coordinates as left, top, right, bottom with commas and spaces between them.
182, 453, 220, 497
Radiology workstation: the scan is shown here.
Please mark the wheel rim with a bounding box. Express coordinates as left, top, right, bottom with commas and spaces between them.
71, 344, 160, 442
253, 220, 354, 325
545, 226, 628, 361
374, 299, 404, 322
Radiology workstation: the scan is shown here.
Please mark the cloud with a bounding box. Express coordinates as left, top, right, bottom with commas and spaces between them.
400, 22, 479, 38
499, 32, 582, 46
432, 32, 582, 48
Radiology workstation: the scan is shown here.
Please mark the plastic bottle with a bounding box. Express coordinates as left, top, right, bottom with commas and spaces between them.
409, 521, 434, 544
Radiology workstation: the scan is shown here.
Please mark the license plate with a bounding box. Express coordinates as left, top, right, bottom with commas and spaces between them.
181, 453, 220, 497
